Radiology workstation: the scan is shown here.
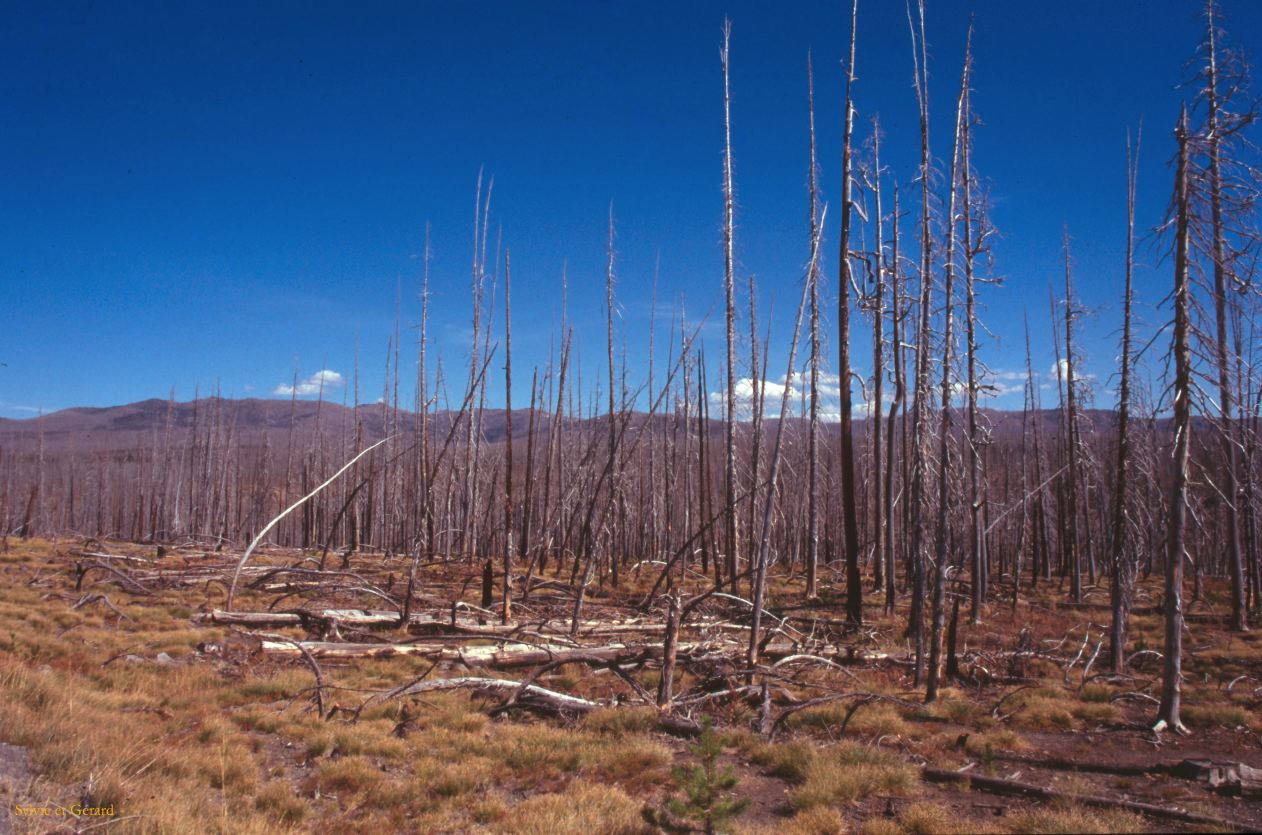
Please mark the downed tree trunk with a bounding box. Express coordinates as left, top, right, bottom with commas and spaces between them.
361, 675, 702, 736
370, 676, 597, 712
259, 639, 651, 666
1171, 759, 1262, 798
258, 636, 891, 667
199, 609, 400, 628
200, 608, 735, 637
922, 767, 1240, 829
993, 751, 1262, 795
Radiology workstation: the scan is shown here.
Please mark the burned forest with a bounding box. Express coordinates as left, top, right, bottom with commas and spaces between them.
3, 1, 1262, 833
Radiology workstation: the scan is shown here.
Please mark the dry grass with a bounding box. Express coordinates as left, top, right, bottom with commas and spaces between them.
962, 729, 1029, 759
1005, 803, 1146, 834
0, 540, 1256, 834
897, 802, 960, 834
491, 780, 652, 835
790, 701, 921, 740
789, 743, 917, 810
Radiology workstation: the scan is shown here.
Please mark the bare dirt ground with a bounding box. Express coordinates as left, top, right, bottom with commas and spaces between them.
0, 536, 1259, 833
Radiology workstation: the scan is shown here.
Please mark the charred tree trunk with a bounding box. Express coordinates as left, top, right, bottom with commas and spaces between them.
837, 0, 863, 629
1110, 132, 1140, 673
1156, 108, 1193, 735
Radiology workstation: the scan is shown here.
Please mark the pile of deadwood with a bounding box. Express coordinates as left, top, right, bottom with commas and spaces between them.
60, 543, 1259, 831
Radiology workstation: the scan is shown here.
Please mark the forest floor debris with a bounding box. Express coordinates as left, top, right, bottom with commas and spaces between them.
1, 537, 1260, 833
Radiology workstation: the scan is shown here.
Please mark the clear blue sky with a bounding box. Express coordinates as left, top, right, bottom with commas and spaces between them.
3, 1, 1259, 418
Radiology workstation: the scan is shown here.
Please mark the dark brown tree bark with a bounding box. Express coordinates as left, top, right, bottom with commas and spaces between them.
837, 0, 863, 629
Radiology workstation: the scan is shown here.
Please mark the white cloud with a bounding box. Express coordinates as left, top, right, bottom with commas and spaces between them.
274, 369, 345, 397
708, 372, 846, 422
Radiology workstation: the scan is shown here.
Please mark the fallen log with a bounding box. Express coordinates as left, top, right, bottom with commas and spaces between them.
361, 675, 702, 736
258, 635, 893, 667
1171, 759, 1262, 798
260, 639, 632, 666
993, 752, 1262, 795
201, 607, 739, 638
367, 676, 599, 712
922, 767, 1240, 830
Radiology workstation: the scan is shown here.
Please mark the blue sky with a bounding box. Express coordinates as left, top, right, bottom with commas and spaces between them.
3, 1, 1259, 419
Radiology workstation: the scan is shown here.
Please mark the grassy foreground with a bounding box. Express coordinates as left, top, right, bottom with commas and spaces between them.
0, 538, 1259, 833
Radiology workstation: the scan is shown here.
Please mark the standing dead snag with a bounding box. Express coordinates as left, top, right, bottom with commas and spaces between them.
837, 0, 863, 629
720, 19, 741, 596
959, 61, 988, 624
502, 249, 514, 624
658, 590, 681, 709
906, 0, 933, 687
805, 53, 823, 601
1110, 129, 1141, 674
1156, 106, 1193, 735
606, 206, 619, 590
885, 185, 905, 615
1061, 230, 1084, 603
870, 116, 887, 601
1197, 0, 1252, 632
927, 28, 971, 704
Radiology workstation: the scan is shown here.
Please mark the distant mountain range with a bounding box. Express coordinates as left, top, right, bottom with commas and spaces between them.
0, 397, 1136, 455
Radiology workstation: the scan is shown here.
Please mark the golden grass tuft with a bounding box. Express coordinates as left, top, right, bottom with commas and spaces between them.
1182, 703, 1252, 730
253, 780, 307, 825
962, 729, 1029, 758
897, 802, 958, 835
789, 743, 916, 810
1006, 803, 1146, 834
579, 705, 659, 737
493, 779, 652, 835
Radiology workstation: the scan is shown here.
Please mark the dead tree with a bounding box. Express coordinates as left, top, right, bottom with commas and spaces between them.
870, 116, 888, 600
1195, 0, 1255, 631
720, 19, 741, 595
906, 0, 933, 685
1156, 107, 1193, 735
885, 186, 905, 614
806, 53, 823, 600
749, 206, 824, 668
959, 61, 988, 623
502, 250, 515, 624
837, 0, 863, 628
1065, 233, 1085, 602
606, 207, 619, 589
926, 31, 970, 704
1109, 130, 1141, 673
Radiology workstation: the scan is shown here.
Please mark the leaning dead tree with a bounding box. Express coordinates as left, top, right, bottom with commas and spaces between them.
749, 205, 825, 668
